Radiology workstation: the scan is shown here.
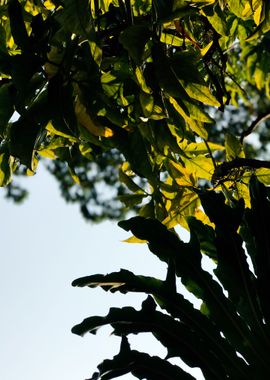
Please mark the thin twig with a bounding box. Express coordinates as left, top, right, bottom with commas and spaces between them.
240, 112, 270, 143
203, 138, 217, 169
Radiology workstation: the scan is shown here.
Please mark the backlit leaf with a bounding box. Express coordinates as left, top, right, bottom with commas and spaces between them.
46, 122, 78, 142
75, 99, 113, 138
256, 168, 270, 185
182, 155, 215, 181
168, 160, 196, 187
168, 97, 208, 139
119, 163, 145, 193
181, 82, 221, 107
123, 235, 147, 243
225, 133, 244, 160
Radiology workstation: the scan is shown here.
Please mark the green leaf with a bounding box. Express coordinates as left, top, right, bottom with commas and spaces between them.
0, 24, 7, 54
245, 178, 270, 324
168, 51, 220, 106
204, 3, 228, 35
168, 97, 208, 139
160, 32, 191, 47
119, 164, 145, 193
202, 190, 263, 325
152, 44, 189, 99
93, 347, 196, 380
188, 217, 217, 260
73, 299, 233, 378
139, 91, 154, 117
163, 190, 200, 229
182, 155, 215, 181
113, 128, 155, 181
11, 54, 41, 96
227, 0, 247, 18
72, 268, 249, 379
119, 25, 151, 65
182, 81, 221, 107
134, 67, 152, 94
59, 0, 92, 37
182, 100, 214, 123
153, 0, 197, 22
118, 216, 255, 361
168, 161, 196, 187
178, 140, 224, 156
225, 133, 244, 160
0, 151, 13, 187
46, 122, 77, 142
0, 84, 14, 137
101, 72, 120, 98
8, 0, 30, 51
118, 193, 147, 207
9, 118, 41, 170
256, 168, 270, 185
48, 77, 78, 139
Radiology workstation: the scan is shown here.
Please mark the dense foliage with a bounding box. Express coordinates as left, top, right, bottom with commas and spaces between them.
2, 0, 270, 379
1, 0, 270, 225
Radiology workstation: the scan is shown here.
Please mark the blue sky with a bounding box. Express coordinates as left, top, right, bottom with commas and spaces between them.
0, 164, 203, 380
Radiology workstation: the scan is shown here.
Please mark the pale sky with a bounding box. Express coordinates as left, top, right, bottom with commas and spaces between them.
0, 164, 203, 380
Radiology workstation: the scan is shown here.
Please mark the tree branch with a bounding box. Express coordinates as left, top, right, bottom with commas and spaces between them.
212, 158, 270, 183
240, 112, 270, 143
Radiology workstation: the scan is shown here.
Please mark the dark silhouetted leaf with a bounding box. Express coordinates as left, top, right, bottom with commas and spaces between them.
119, 24, 150, 64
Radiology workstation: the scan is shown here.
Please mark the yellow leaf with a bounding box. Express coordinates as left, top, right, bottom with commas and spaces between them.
135, 67, 152, 94
179, 141, 224, 155
254, 66, 264, 90
162, 211, 179, 229
26, 155, 38, 176
194, 209, 214, 228
43, 0, 55, 10
256, 168, 270, 185
89, 40, 102, 66
38, 148, 57, 159
101, 72, 120, 97
254, 4, 263, 25
169, 161, 196, 187
68, 166, 81, 184
24, 1, 39, 15
234, 182, 251, 208
200, 41, 213, 57
0, 153, 13, 187
46, 121, 78, 142
123, 236, 147, 244
225, 133, 245, 160
163, 190, 200, 230
182, 156, 215, 181
183, 100, 214, 123
160, 33, 192, 47
75, 100, 113, 137
168, 97, 208, 139
241, 2, 253, 18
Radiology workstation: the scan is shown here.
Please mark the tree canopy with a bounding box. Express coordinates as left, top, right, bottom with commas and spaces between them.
2, 0, 270, 378
1, 0, 270, 225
